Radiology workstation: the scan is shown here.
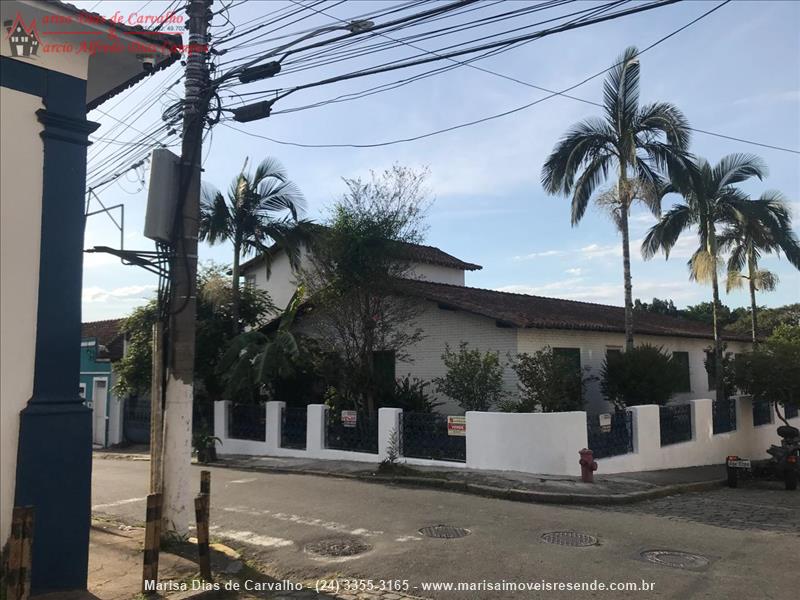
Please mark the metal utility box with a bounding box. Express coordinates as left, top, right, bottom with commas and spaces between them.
144, 148, 181, 243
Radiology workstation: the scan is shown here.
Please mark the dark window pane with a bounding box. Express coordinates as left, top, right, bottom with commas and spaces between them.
672, 351, 691, 393
373, 350, 396, 390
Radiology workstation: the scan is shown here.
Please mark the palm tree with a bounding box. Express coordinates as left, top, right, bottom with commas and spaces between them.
541, 46, 690, 350
719, 191, 800, 344
641, 153, 770, 402
200, 157, 307, 333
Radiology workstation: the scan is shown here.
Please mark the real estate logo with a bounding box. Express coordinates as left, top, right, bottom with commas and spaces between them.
4, 15, 42, 58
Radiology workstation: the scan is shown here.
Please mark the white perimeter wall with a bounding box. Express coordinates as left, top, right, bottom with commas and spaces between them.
215, 399, 799, 479
0, 87, 44, 546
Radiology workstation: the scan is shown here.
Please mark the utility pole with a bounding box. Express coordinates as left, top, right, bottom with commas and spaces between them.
161, 0, 213, 536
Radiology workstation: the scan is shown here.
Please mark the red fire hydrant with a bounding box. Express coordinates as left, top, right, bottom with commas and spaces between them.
579, 448, 598, 483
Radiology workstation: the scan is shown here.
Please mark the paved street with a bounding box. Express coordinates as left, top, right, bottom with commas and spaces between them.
92, 459, 798, 599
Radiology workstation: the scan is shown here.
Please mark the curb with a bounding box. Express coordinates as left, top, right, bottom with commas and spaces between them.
207, 460, 726, 505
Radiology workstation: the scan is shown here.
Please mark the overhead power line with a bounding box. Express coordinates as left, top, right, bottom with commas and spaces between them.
221, 0, 797, 156
282, 0, 798, 155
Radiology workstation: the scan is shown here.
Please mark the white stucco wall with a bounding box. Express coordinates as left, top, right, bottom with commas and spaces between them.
242, 248, 468, 315
517, 328, 749, 414
404, 262, 466, 285
0, 86, 44, 547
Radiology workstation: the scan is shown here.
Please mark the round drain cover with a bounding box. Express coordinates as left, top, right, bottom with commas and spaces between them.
641, 550, 709, 570
541, 531, 598, 547
419, 524, 471, 539
304, 537, 371, 557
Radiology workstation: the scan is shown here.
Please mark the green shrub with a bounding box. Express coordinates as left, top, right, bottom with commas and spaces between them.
503, 347, 590, 413
434, 343, 506, 411
734, 324, 800, 413
601, 344, 683, 408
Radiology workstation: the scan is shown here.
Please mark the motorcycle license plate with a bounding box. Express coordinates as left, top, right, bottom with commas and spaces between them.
728, 459, 751, 469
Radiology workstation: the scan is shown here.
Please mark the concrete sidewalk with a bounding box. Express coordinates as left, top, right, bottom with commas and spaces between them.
206, 455, 726, 504
93, 448, 727, 504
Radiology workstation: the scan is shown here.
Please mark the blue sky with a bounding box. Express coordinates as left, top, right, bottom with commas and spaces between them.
78, 0, 800, 321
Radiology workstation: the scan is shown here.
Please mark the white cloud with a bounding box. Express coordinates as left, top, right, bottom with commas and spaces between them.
496, 278, 704, 306
513, 249, 564, 261
82, 284, 157, 303
565, 267, 583, 276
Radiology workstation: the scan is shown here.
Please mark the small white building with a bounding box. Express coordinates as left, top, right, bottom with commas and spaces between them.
241, 237, 750, 414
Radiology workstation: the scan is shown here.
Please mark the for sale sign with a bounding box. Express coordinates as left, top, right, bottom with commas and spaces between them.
598, 413, 612, 433
447, 415, 466, 436
341, 410, 358, 428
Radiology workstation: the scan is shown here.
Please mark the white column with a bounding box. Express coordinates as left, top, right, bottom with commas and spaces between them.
691, 398, 713, 444
265, 401, 284, 452
630, 405, 660, 459
306, 404, 327, 453
378, 407, 403, 461
213, 400, 228, 445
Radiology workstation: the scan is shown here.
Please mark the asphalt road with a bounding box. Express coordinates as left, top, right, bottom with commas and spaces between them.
92, 459, 799, 599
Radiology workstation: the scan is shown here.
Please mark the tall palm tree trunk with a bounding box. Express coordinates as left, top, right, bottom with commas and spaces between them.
747, 248, 758, 347
231, 238, 241, 335
619, 174, 635, 351
708, 223, 725, 404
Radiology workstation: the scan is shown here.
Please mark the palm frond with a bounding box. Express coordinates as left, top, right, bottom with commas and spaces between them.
570, 154, 612, 225
256, 179, 305, 219
642, 203, 693, 259
541, 118, 616, 196
688, 248, 719, 284
199, 185, 232, 244
753, 269, 779, 292
725, 270, 745, 293
635, 102, 690, 149
603, 46, 640, 137
251, 157, 288, 186
712, 153, 768, 190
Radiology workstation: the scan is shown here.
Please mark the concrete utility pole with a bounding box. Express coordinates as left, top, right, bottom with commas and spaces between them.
162, 0, 213, 536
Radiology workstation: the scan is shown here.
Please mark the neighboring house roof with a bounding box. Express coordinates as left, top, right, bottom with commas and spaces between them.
41, 1, 182, 109
394, 279, 751, 342
239, 226, 482, 273
82, 318, 125, 361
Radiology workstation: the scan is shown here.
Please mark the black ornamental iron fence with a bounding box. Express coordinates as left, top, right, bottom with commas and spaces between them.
401, 412, 466, 462
586, 410, 633, 459
227, 402, 266, 442
784, 403, 799, 420
752, 400, 773, 426
325, 410, 378, 454
659, 404, 692, 446
281, 405, 307, 449
123, 396, 150, 444
712, 397, 737, 434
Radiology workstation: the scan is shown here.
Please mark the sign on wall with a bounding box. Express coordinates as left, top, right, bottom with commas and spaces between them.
598, 413, 612, 433
447, 415, 466, 437
341, 410, 358, 428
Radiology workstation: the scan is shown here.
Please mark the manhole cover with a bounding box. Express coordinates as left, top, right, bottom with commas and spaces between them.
304, 537, 371, 557
541, 531, 598, 547
641, 550, 709, 570
419, 524, 471, 539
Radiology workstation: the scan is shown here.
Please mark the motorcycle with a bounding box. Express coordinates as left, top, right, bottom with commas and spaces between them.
726, 416, 800, 491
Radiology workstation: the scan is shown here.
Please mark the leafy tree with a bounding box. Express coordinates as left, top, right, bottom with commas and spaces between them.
728, 303, 800, 337
633, 297, 680, 317
600, 345, 683, 408
541, 46, 690, 351
300, 165, 429, 417
218, 291, 303, 404
503, 347, 590, 413
435, 343, 506, 412
200, 156, 309, 333
113, 264, 273, 423
642, 153, 770, 403
734, 324, 800, 418
718, 191, 800, 345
